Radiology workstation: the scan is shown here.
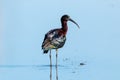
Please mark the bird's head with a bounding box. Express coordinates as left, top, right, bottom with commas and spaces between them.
61, 14, 80, 28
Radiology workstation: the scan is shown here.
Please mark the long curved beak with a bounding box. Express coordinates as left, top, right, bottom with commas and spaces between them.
69, 18, 80, 29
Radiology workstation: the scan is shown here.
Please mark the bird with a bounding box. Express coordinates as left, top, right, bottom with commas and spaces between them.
42, 15, 80, 66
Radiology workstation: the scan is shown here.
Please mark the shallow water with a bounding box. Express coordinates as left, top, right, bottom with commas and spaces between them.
0, 63, 87, 80
0, 59, 120, 80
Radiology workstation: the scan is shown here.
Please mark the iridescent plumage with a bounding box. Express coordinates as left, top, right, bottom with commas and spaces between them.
42, 28, 66, 53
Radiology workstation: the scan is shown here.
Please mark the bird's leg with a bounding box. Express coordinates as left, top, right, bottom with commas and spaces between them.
49, 50, 52, 80
49, 49, 52, 66
56, 49, 58, 66
56, 49, 58, 80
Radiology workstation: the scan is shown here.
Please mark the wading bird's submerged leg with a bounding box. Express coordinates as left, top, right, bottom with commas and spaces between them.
50, 64, 52, 80
49, 50, 52, 80
56, 49, 58, 80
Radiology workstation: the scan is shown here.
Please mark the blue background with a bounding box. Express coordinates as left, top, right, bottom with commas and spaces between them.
0, 0, 120, 80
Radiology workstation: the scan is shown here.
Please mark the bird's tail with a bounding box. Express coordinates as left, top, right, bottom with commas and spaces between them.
43, 50, 49, 54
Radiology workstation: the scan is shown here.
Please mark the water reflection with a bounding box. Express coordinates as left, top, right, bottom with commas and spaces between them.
50, 64, 58, 80
0, 64, 69, 80
50, 65, 52, 80
56, 64, 58, 80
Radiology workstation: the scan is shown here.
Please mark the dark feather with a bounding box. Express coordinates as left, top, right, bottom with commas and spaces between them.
42, 28, 66, 53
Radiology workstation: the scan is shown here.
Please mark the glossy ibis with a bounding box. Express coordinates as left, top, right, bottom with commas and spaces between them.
42, 15, 80, 66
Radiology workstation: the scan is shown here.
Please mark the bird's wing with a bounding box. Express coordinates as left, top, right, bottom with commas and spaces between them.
42, 29, 60, 49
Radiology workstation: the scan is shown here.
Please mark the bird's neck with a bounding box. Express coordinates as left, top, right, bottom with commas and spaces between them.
61, 21, 68, 34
